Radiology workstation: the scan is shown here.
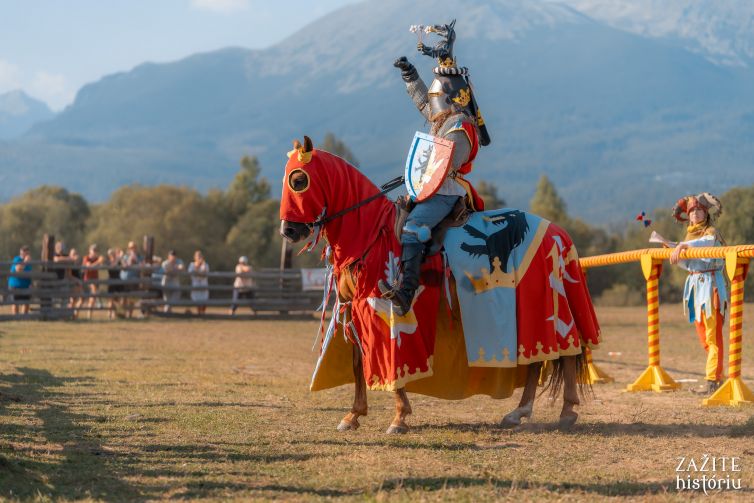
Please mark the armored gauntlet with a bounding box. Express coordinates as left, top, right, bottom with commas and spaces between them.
394, 57, 419, 83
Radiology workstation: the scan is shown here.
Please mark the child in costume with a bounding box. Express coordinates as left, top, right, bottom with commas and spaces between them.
669, 193, 728, 393
379, 20, 491, 315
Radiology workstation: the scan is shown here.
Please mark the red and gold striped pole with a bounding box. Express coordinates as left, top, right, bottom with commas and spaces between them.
626, 255, 680, 392
704, 253, 753, 406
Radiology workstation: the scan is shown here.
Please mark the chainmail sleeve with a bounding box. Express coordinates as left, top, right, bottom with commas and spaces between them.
405, 77, 431, 121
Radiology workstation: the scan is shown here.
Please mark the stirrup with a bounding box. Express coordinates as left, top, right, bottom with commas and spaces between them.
377, 280, 411, 316
378, 279, 398, 299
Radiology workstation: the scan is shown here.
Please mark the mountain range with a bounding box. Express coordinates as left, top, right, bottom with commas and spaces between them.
2, 0, 753, 223
0, 90, 54, 140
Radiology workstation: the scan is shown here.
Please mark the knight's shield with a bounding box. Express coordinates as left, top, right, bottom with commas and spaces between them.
404, 132, 455, 202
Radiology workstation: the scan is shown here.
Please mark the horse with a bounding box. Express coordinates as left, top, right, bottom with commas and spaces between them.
279, 136, 601, 433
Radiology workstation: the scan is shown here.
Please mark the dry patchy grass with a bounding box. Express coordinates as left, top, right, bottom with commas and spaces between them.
1, 305, 753, 501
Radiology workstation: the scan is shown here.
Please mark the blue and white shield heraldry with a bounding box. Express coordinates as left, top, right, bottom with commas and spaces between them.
404, 131, 455, 202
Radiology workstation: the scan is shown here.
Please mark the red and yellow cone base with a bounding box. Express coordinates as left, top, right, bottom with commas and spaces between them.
583, 347, 614, 384
586, 361, 614, 384
703, 377, 754, 407
626, 364, 681, 392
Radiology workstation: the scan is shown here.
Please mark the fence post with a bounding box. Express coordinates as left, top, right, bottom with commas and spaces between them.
143, 235, 154, 264
704, 253, 753, 406
278, 240, 293, 315
626, 254, 680, 392
39, 233, 56, 320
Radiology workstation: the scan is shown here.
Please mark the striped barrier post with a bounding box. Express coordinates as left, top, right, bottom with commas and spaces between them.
584, 346, 614, 384
626, 254, 680, 392
704, 253, 753, 406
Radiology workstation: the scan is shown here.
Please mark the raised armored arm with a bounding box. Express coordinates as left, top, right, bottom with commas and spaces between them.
394, 57, 431, 121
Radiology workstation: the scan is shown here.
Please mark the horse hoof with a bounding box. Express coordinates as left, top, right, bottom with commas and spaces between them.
500, 416, 521, 429
337, 419, 359, 432
557, 413, 578, 431
501, 403, 533, 428
386, 424, 409, 435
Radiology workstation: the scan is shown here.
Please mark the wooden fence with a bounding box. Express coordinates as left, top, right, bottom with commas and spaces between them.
0, 260, 323, 321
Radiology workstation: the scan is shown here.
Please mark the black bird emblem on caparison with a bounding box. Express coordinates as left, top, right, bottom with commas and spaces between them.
460, 210, 529, 273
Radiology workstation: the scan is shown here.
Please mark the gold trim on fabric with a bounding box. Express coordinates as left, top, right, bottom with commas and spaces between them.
516, 342, 583, 365
337, 265, 356, 302
454, 176, 477, 212
287, 169, 310, 194
468, 346, 517, 368
367, 356, 434, 392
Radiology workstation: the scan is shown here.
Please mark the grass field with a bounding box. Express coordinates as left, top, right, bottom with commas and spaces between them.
1, 306, 753, 501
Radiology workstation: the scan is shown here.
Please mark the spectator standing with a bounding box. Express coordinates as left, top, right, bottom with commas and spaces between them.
82, 244, 105, 319
53, 241, 68, 281
188, 250, 209, 315
8, 245, 32, 315
230, 256, 255, 316
67, 248, 83, 318
106, 248, 123, 319
161, 250, 184, 313
119, 241, 142, 318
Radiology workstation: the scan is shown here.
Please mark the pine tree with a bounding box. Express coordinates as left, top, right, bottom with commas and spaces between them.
319, 133, 359, 167
530, 175, 567, 223
226, 156, 271, 218
476, 180, 506, 209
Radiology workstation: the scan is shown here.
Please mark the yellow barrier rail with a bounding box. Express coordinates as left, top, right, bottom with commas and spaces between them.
579, 245, 754, 269
578, 245, 754, 407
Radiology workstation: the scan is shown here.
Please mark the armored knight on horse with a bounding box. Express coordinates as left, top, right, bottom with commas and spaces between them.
279, 21, 601, 434
379, 20, 491, 316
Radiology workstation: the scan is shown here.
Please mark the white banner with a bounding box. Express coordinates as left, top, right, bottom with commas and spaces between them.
301, 268, 328, 291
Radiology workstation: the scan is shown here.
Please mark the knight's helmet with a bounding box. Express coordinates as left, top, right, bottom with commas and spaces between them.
418, 20, 491, 146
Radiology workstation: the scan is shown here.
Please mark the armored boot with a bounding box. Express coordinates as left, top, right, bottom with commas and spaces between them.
378, 242, 425, 316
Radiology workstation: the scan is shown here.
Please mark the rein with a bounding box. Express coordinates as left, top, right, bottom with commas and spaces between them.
312, 175, 405, 227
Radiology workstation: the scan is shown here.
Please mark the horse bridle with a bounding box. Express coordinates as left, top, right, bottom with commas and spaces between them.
306, 175, 405, 229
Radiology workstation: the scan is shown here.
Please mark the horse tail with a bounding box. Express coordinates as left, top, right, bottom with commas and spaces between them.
540, 347, 593, 401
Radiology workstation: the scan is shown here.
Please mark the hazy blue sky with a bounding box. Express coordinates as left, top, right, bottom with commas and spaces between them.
0, 0, 360, 110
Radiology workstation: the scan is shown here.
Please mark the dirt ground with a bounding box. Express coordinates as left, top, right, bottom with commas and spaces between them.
1, 305, 753, 501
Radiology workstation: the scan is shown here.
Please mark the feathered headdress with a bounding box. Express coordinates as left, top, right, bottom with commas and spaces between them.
672, 192, 722, 223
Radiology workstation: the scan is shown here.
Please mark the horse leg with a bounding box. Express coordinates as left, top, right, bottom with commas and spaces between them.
337, 344, 368, 431
501, 362, 541, 428
558, 355, 580, 431
386, 388, 412, 434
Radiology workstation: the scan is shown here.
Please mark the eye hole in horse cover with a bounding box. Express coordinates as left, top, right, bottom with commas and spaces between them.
404, 131, 455, 202
287, 169, 310, 193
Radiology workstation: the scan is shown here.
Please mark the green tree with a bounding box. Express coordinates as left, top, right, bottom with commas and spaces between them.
718, 184, 754, 244
0, 186, 90, 259
86, 185, 233, 269
226, 155, 271, 218
225, 200, 283, 268
717, 184, 754, 297
529, 175, 567, 223
319, 133, 359, 167
476, 180, 506, 209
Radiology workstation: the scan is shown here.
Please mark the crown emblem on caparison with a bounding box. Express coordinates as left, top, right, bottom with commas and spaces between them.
465, 257, 516, 294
